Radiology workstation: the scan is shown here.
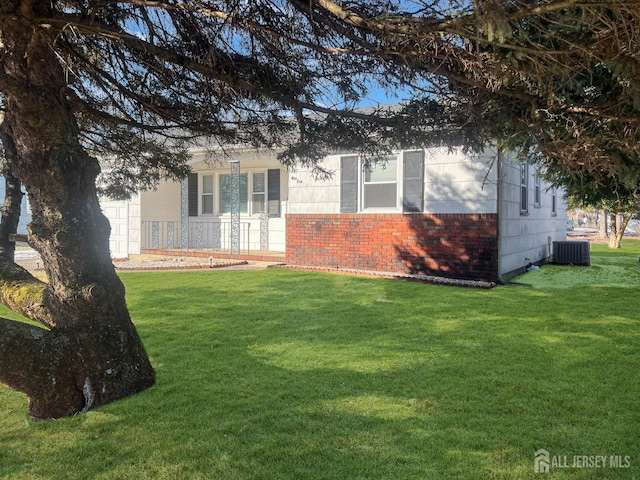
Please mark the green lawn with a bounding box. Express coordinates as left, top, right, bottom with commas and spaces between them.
1, 240, 639, 479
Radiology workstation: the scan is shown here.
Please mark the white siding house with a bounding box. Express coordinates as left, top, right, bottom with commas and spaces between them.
498, 161, 566, 277
101, 145, 567, 282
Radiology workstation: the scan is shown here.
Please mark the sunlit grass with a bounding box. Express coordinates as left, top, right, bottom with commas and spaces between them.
1, 240, 639, 479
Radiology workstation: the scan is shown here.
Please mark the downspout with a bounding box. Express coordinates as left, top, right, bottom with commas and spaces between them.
496, 148, 505, 284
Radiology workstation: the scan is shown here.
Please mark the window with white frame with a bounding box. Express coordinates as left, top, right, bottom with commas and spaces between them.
363, 156, 398, 209
534, 170, 541, 207
340, 151, 424, 213
202, 174, 214, 214
520, 163, 529, 215
251, 172, 266, 214
188, 169, 281, 217
551, 186, 557, 216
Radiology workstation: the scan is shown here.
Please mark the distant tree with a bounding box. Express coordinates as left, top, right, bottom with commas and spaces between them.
1, 0, 639, 419
558, 171, 639, 248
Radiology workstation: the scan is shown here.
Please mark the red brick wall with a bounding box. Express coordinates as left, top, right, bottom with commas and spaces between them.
286, 213, 498, 281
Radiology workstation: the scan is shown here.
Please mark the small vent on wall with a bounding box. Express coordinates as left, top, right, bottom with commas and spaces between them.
552, 241, 590, 266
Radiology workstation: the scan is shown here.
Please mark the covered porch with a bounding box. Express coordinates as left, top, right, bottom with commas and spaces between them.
140, 217, 285, 263
134, 152, 288, 260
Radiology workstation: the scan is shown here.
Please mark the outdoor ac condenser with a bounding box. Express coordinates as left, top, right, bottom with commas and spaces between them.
552, 241, 591, 266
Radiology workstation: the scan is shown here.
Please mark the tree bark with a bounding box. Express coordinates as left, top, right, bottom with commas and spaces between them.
598, 209, 608, 238
608, 212, 620, 248
608, 212, 633, 249
0, 1, 154, 419
0, 126, 23, 262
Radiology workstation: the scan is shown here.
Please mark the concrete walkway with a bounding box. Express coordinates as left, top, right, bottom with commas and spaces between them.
14, 250, 279, 274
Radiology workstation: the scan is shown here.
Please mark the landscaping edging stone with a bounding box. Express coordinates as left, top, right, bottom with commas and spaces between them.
273, 264, 496, 288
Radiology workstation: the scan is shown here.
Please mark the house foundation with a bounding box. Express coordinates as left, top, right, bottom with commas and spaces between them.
286, 213, 499, 282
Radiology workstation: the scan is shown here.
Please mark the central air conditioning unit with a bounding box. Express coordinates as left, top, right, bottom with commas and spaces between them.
552, 241, 590, 266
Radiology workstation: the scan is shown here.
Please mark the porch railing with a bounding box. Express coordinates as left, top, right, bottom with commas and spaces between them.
142, 220, 251, 254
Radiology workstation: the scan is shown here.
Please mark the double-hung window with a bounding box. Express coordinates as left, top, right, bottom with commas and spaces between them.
551, 186, 557, 216
251, 172, 266, 214
202, 174, 214, 214
188, 169, 281, 217
340, 151, 424, 213
520, 163, 529, 215
363, 156, 398, 209
534, 170, 541, 207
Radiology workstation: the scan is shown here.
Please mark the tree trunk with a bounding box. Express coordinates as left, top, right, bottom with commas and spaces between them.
598, 209, 608, 238
0, 1, 154, 419
0, 127, 23, 262
608, 212, 619, 248
608, 212, 632, 249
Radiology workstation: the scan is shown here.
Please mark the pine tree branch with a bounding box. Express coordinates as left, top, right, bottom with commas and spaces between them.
0, 261, 54, 328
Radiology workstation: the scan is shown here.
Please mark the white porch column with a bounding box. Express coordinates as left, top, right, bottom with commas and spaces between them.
180, 176, 189, 250
230, 161, 240, 255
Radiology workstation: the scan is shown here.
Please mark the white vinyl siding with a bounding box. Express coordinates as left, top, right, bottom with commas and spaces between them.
499, 153, 567, 280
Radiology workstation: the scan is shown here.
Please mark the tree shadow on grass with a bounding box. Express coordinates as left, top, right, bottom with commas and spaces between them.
1, 270, 639, 479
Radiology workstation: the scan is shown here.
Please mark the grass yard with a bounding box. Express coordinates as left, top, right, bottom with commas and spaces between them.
1, 240, 639, 479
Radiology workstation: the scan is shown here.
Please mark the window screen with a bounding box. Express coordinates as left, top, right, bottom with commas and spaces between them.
252, 172, 265, 214
202, 174, 214, 214
363, 157, 397, 209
